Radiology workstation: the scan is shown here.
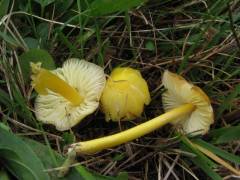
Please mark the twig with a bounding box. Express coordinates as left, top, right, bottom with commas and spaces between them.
163, 154, 180, 180
0, 111, 62, 140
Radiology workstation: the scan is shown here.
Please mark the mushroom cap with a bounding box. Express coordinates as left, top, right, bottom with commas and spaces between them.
35, 59, 106, 131
101, 67, 151, 121
162, 70, 214, 135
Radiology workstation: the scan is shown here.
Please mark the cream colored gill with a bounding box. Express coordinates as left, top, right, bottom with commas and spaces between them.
34, 59, 106, 131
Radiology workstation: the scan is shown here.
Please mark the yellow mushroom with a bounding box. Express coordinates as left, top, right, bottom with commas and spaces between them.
100, 67, 151, 121
68, 70, 213, 154
31, 59, 106, 131
65, 70, 240, 176
162, 70, 214, 135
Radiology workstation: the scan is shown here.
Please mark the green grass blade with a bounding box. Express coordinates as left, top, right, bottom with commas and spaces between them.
87, 0, 146, 16
180, 136, 222, 180
194, 139, 240, 165
0, 0, 9, 19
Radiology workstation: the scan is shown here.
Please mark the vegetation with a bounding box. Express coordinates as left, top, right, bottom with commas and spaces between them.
0, 0, 240, 179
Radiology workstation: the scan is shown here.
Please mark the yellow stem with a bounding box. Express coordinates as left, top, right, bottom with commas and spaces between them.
194, 143, 240, 176
70, 103, 195, 154
31, 64, 83, 106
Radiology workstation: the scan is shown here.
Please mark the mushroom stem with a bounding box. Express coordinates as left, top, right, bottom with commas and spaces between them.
70, 103, 195, 154
31, 63, 83, 106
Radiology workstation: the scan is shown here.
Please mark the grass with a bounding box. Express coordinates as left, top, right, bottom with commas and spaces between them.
0, 0, 240, 179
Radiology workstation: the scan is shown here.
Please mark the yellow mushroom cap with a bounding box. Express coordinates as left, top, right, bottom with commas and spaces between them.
101, 67, 151, 121
34, 59, 106, 131
162, 70, 214, 135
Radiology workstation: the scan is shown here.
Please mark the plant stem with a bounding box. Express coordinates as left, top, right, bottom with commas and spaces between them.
70, 103, 195, 154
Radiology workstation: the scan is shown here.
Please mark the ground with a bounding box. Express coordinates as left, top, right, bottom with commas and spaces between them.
0, 0, 240, 179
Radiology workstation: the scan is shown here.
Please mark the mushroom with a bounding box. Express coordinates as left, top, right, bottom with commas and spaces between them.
68, 70, 213, 154
31, 58, 106, 131
100, 67, 151, 121
162, 70, 214, 135
65, 70, 240, 176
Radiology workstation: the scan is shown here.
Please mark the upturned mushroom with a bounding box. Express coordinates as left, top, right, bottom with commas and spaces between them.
100, 67, 151, 121
161, 70, 214, 135
68, 70, 213, 154
31, 59, 106, 131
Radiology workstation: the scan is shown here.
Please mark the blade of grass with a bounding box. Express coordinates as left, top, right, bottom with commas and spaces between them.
194, 139, 240, 165
180, 142, 222, 180
87, 0, 146, 16
193, 143, 240, 176
0, 0, 9, 19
